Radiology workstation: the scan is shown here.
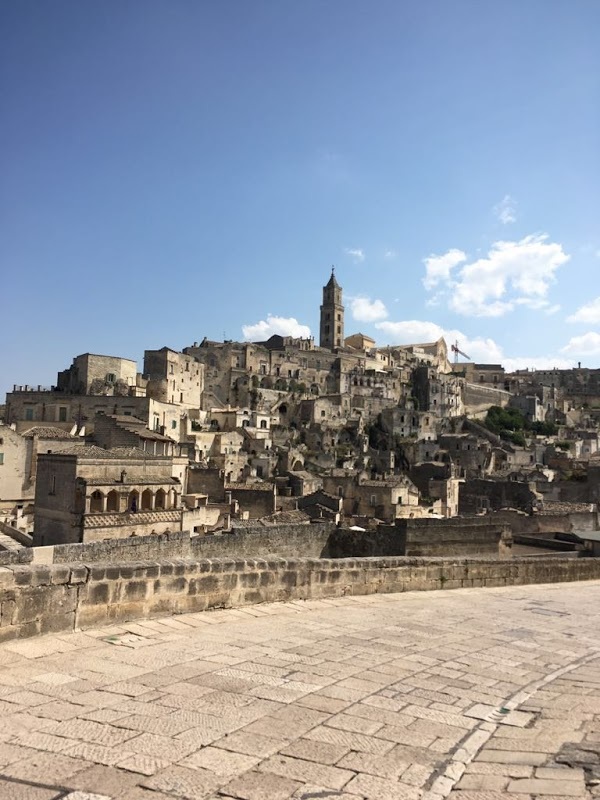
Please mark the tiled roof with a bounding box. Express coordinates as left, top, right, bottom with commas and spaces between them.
22, 426, 76, 440
226, 483, 274, 492
46, 445, 166, 460
257, 509, 311, 525
84, 476, 179, 486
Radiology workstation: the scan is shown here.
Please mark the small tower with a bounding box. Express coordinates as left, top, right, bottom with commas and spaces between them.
320, 267, 344, 350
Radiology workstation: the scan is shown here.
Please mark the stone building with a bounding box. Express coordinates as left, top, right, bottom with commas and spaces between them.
322, 471, 421, 522
92, 414, 179, 456
5, 390, 187, 442
57, 353, 138, 396
143, 347, 204, 407
320, 269, 344, 350
412, 366, 465, 418
33, 447, 185, 546
0, 424, 82, 511
454, 362, 506, 387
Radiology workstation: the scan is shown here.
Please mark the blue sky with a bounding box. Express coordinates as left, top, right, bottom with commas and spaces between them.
2, 0, 599, 399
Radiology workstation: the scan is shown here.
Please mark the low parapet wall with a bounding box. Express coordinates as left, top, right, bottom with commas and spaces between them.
32, 523, 334, 566
2, 553, 600, 642
32, 518, 510, 566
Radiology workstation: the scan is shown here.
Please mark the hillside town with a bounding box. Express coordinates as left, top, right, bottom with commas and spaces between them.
1, 270, 600, 555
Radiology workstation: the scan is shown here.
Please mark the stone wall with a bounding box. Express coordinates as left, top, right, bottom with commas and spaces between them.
329, 517, 511, 559
493, 509, 599, 536
42, 530, 193, 565
227, 487, 276, 519
32, 524, 334, 566
2, 553, 600, 642
194, 523, 333, 559
31, 516, 511, 567
464, 383, 511, 416
459, 479, 538, 514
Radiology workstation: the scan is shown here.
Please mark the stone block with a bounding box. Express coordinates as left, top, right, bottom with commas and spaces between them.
12, 567, 32, 585
0, 567, 15, 589
70, 565, 88, 584
49, 565, 71, 585
89, 566, 107, 581
76, 604, 109, 629
0, 598, 17, 627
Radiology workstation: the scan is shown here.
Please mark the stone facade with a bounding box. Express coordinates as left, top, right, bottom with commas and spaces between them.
5, 392, 185, 441
33, 447, 183, 546
143, 347, 204, 407
57, 353, 137, 395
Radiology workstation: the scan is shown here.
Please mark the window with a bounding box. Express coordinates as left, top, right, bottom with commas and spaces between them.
370, 495, 376, 506
338, 486, 343, 497
105, 373, 115, 383
25, 407, 34, 421
59, 407, 67, 422
171, 420, 177, 429
49, 475, 56, 495
0, 453, 4, 465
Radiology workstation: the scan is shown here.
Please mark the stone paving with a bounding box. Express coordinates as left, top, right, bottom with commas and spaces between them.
0, 581, 599, 799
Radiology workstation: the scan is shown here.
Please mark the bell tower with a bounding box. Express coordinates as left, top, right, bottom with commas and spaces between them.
319, 267, 344, 350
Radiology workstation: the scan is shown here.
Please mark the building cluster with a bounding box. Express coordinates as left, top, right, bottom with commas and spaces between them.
2, 270, 600, 549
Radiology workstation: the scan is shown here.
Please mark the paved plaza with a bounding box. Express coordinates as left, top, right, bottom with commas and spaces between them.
0, 581, 599, 799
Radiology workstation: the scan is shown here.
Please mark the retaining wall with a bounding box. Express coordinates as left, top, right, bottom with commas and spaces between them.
2, 553, 600, 642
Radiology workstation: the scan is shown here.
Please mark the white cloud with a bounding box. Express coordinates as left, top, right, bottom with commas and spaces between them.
374, 318, 575, 371
344, 247, 365, 263
242, 315, 311, 341
561, 332, 600, 356
375, 320, 504, 363
493, 194, 517, 224
424, 234, 569, 318
349, 297, 388, 323
423, 249, 466, 291
567, 297, 600, 324
383, 249, 397, 260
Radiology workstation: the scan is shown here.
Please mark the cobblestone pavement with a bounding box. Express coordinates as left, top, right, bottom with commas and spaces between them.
0, 581, 599, 799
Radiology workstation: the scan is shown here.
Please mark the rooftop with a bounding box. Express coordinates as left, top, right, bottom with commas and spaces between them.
22, 426, 77, 440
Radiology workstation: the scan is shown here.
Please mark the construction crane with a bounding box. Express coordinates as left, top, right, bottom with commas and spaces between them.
451, 340, 471, 364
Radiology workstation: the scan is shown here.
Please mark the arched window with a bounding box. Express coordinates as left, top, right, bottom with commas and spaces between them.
90, 490, 104, 513
128, 490, 139, 512
155, 489, 166, 510
141, 489, 153, 510
106, 490, 119, 512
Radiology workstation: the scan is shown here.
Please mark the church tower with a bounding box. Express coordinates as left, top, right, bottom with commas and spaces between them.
319, 268, 344, 350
